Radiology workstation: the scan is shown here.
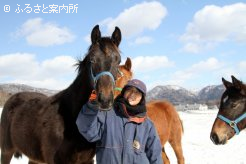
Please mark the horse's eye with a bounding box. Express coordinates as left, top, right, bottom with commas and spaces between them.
90, 57, 96, 64
114, 55, 120, 64
223, 96, 228, 103
118, 57, 121, 64
232, 103, 238, 108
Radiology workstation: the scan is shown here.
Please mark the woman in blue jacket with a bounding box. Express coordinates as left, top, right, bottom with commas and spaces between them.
76, 79, 163, 164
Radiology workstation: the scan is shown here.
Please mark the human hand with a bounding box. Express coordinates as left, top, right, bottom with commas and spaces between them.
88, 90, 99, 107
89, 90, 97, 102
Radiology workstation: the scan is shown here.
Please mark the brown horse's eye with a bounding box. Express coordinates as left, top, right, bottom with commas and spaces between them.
118, 56, 121, 64
223, 96, 228, 103
89, 55, 96, 64
113, 54, 120, 64
232, 103, 238, 108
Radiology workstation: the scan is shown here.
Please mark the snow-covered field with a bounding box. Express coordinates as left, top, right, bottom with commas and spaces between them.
1, 108, 246, 164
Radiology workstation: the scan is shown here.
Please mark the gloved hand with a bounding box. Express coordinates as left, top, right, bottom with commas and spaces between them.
88, 90, 99, 106
89, 90, 97, 101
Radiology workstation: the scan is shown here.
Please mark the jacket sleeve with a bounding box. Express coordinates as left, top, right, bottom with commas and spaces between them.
145, 123, 163, 164
76, 102, 107, 142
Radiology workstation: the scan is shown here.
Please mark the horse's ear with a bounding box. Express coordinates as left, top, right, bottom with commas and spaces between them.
124, 57, 132, 71
231, 75, 246, 95
231, 75, 242, 90
111, 26, 121, 47
91, 25, 101, 44
222, 77, 232, 89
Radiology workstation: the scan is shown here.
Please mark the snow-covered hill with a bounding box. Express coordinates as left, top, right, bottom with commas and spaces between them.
0, 83, 57, 96
197, 84, 225, 102
0, 83, 225, 106
0, 84, 58, 106
147, 84, 225, 105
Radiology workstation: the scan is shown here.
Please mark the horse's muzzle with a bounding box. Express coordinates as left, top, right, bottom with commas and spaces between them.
97, 92, 114, 111
210, 132, 227, 145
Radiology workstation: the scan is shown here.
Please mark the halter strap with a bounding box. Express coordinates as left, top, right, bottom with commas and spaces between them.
114, 87, 123, 91
117, 68, 124, 77
217, 113, 246, 135
114, 68, 124, 92
90, 66, 115, 89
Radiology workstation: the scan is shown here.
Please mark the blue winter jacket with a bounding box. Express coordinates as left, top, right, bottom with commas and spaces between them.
76, 102, 163, 164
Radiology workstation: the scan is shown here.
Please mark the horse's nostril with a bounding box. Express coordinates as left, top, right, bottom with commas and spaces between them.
97, 92, 102, 102
210, 133, 219, 145
97, 92, 114, 110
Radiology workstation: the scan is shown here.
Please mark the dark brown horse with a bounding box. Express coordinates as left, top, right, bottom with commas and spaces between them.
115, 58, 185, 164
210, 75, 246, 145
0, 25, 122, 164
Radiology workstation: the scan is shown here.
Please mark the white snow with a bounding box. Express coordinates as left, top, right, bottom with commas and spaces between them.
166, 85, 183, 90
1, 107, 246, 164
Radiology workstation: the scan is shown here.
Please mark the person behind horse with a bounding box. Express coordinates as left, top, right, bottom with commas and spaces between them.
76, 79, 163, 164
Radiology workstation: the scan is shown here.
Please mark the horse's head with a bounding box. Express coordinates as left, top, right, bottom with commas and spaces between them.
210, 75, 246, 145
114, 57, 133, 98
87, 25, 121, 110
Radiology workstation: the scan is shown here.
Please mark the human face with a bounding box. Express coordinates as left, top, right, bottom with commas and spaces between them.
123, 87, 143, 106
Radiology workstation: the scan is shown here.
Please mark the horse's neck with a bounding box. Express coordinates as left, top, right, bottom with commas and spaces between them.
69, 75, 91, 103
60, 68, 92, 118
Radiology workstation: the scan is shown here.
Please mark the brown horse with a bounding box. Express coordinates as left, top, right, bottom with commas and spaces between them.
0, 25, 122, 164
115, 58, 185, 164
210, 75, 246, 145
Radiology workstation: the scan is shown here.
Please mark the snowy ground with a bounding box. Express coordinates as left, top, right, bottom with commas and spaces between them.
1, 108, 246, 164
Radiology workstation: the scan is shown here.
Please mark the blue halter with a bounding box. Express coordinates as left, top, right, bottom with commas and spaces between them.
217, 113, 246, 135
90, 66, 115, 89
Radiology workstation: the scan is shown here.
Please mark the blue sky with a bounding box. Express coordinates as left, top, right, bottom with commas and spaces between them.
0, 0, 245, 91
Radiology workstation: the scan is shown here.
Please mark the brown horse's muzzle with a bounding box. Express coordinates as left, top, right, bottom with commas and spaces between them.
95, 75, 115, 111
210, 118, 235, 145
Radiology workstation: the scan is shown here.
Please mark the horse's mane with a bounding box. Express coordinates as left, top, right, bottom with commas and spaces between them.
74, 55, 88, 75
51, 54, 90, 106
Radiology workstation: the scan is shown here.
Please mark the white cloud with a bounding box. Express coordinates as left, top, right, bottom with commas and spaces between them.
167, 57, 224, 87
132, 36, 153, 45
131, 55, 174, 73
189, 57, 222, 72
14, 18, 75, 47
41, 56, 76, 77
10, 79, 70, 91
0, 53, 76, 90
0, 53, 39, 77
180, 3, 246, 53
100, 1, 167, 38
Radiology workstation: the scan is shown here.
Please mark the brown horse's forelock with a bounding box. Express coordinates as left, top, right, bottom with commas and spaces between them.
90, 37, 120, 56
75, 38, 119, 75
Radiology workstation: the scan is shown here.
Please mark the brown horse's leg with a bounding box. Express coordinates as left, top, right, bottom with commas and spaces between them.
1, 150, 14, 164
169, 116, 185, 164
162, 147, 170, 164
169, 139, 185, 164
